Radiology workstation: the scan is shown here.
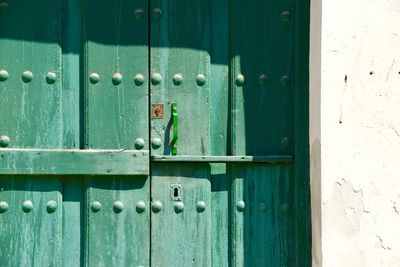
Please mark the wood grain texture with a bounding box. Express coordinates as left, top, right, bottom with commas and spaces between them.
85, 175, 150, 267
0, 0, 63, 148
0, 149, 149, 175
0, 176, 62, 266
84, 0, 149, 149
151, 163, 211, 266
150, 0, 211, 156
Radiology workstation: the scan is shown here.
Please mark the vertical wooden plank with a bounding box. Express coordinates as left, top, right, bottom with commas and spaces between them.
210, 163, 230, 267
86, 176, 150, 266
62, 176, 84, 267
231, 164, 295, 266
210, 0, 230, 156
150, 0, 211, 156
84, 0, 148, 149
0, 0, 63, 148
0, 176, 62, 266
293, 0, 312, 265
61, 0, 82, 149
231, 0, 295, 156
151, 163, 211, 266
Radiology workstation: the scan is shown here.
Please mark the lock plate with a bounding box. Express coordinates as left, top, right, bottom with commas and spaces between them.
170, 184, 181, 201
152, 104, 164, 119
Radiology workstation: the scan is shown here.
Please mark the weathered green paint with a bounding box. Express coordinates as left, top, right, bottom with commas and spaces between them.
151, 163, 211, 266
0, 149, 148, 175
0, 176, 62, 266
0, 0, 311, 266
86, 176, 149, 266
84, 0, 148, 149
150, 0, 211, 156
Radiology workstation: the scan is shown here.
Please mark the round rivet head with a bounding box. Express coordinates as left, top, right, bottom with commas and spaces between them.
0, 2, 8, 15
135, 138, 146, 150
281, 11, 291, 22
281, 137, 290, 148
134, 73, 145, 86
89, 73, 100, 84
113, 201, 124, 213
281, 203, 290, 213
153, 8, 162, 19
134, 8, 144, 19
237, 200, 245, 212
0, 201, 9, 213
112, 73, 123, 85
235, 74, 245, 86
152, 201, 163, 213
0, 135, 10, 147
259, 74, 268, 86
196, 74, 206, 86
151, 138, 162, 149
259, 202, 267, 212
151, 73, 162, 85
136, 200, 146, 213
21, 71, 33, 83
0, 70, 9, 81
91, 201, 102, 213
174, 202, 184, 213
196, 201, 206, 213
46, 72, 57, 84
22, 200, 33, 213
280, 75, 290, 86
173, 73, 184, 86
46, 200, 58, 213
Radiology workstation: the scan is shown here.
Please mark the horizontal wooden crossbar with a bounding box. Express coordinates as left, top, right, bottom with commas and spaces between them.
0, 149, 149, 175
151, 155, 294, 163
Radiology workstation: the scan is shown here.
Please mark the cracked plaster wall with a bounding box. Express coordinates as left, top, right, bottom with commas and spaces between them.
310, 0, 400, 266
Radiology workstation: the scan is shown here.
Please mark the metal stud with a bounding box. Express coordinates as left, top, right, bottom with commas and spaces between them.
21, 71, 33, 83
0, 70, 9, 81
46, 72, 57, 84
134, 73, 145, 86
196, 74, 206, 86
0, 2, 8, 15
46, 200, 58, 213
151, 73, 162, 85
236, 200, 245, 212
0, 201, 9, 213
0, 135, 10, 147
259, 74, 268, 86
135, 138, 146, 150
281, 203, 290, 213
136, 200, 146, 213
173, 73, 184, 85
259, 202, 267, 212
22, 200, 33, 213
89, 73, 100, 84
113, 201, 124, 213
153, 8, 162, 19
280, 75, 290, 86
281, 11, 291, 22
112, 73, 123, 85
151, 138, 162, 149
134, 8, 144, 20
281, 137, 290, 148
196, 201, 206, 213
235, 74, 245, 86
174, 201, 184, 213
152, 201, 163, 213
91, 201, 102, 213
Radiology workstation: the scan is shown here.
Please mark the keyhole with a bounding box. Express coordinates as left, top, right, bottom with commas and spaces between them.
174, 188, 179, 198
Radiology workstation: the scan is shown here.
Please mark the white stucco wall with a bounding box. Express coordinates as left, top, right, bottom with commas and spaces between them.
310, 0, 400, 266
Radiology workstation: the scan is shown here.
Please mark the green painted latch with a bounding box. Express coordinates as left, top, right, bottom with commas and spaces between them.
171, 102, 178, 155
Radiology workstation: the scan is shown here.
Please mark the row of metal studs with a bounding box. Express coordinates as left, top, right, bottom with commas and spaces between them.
0, 200, 58, 213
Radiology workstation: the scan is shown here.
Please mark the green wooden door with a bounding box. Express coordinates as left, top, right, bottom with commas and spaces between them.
0, 0, 310, 266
